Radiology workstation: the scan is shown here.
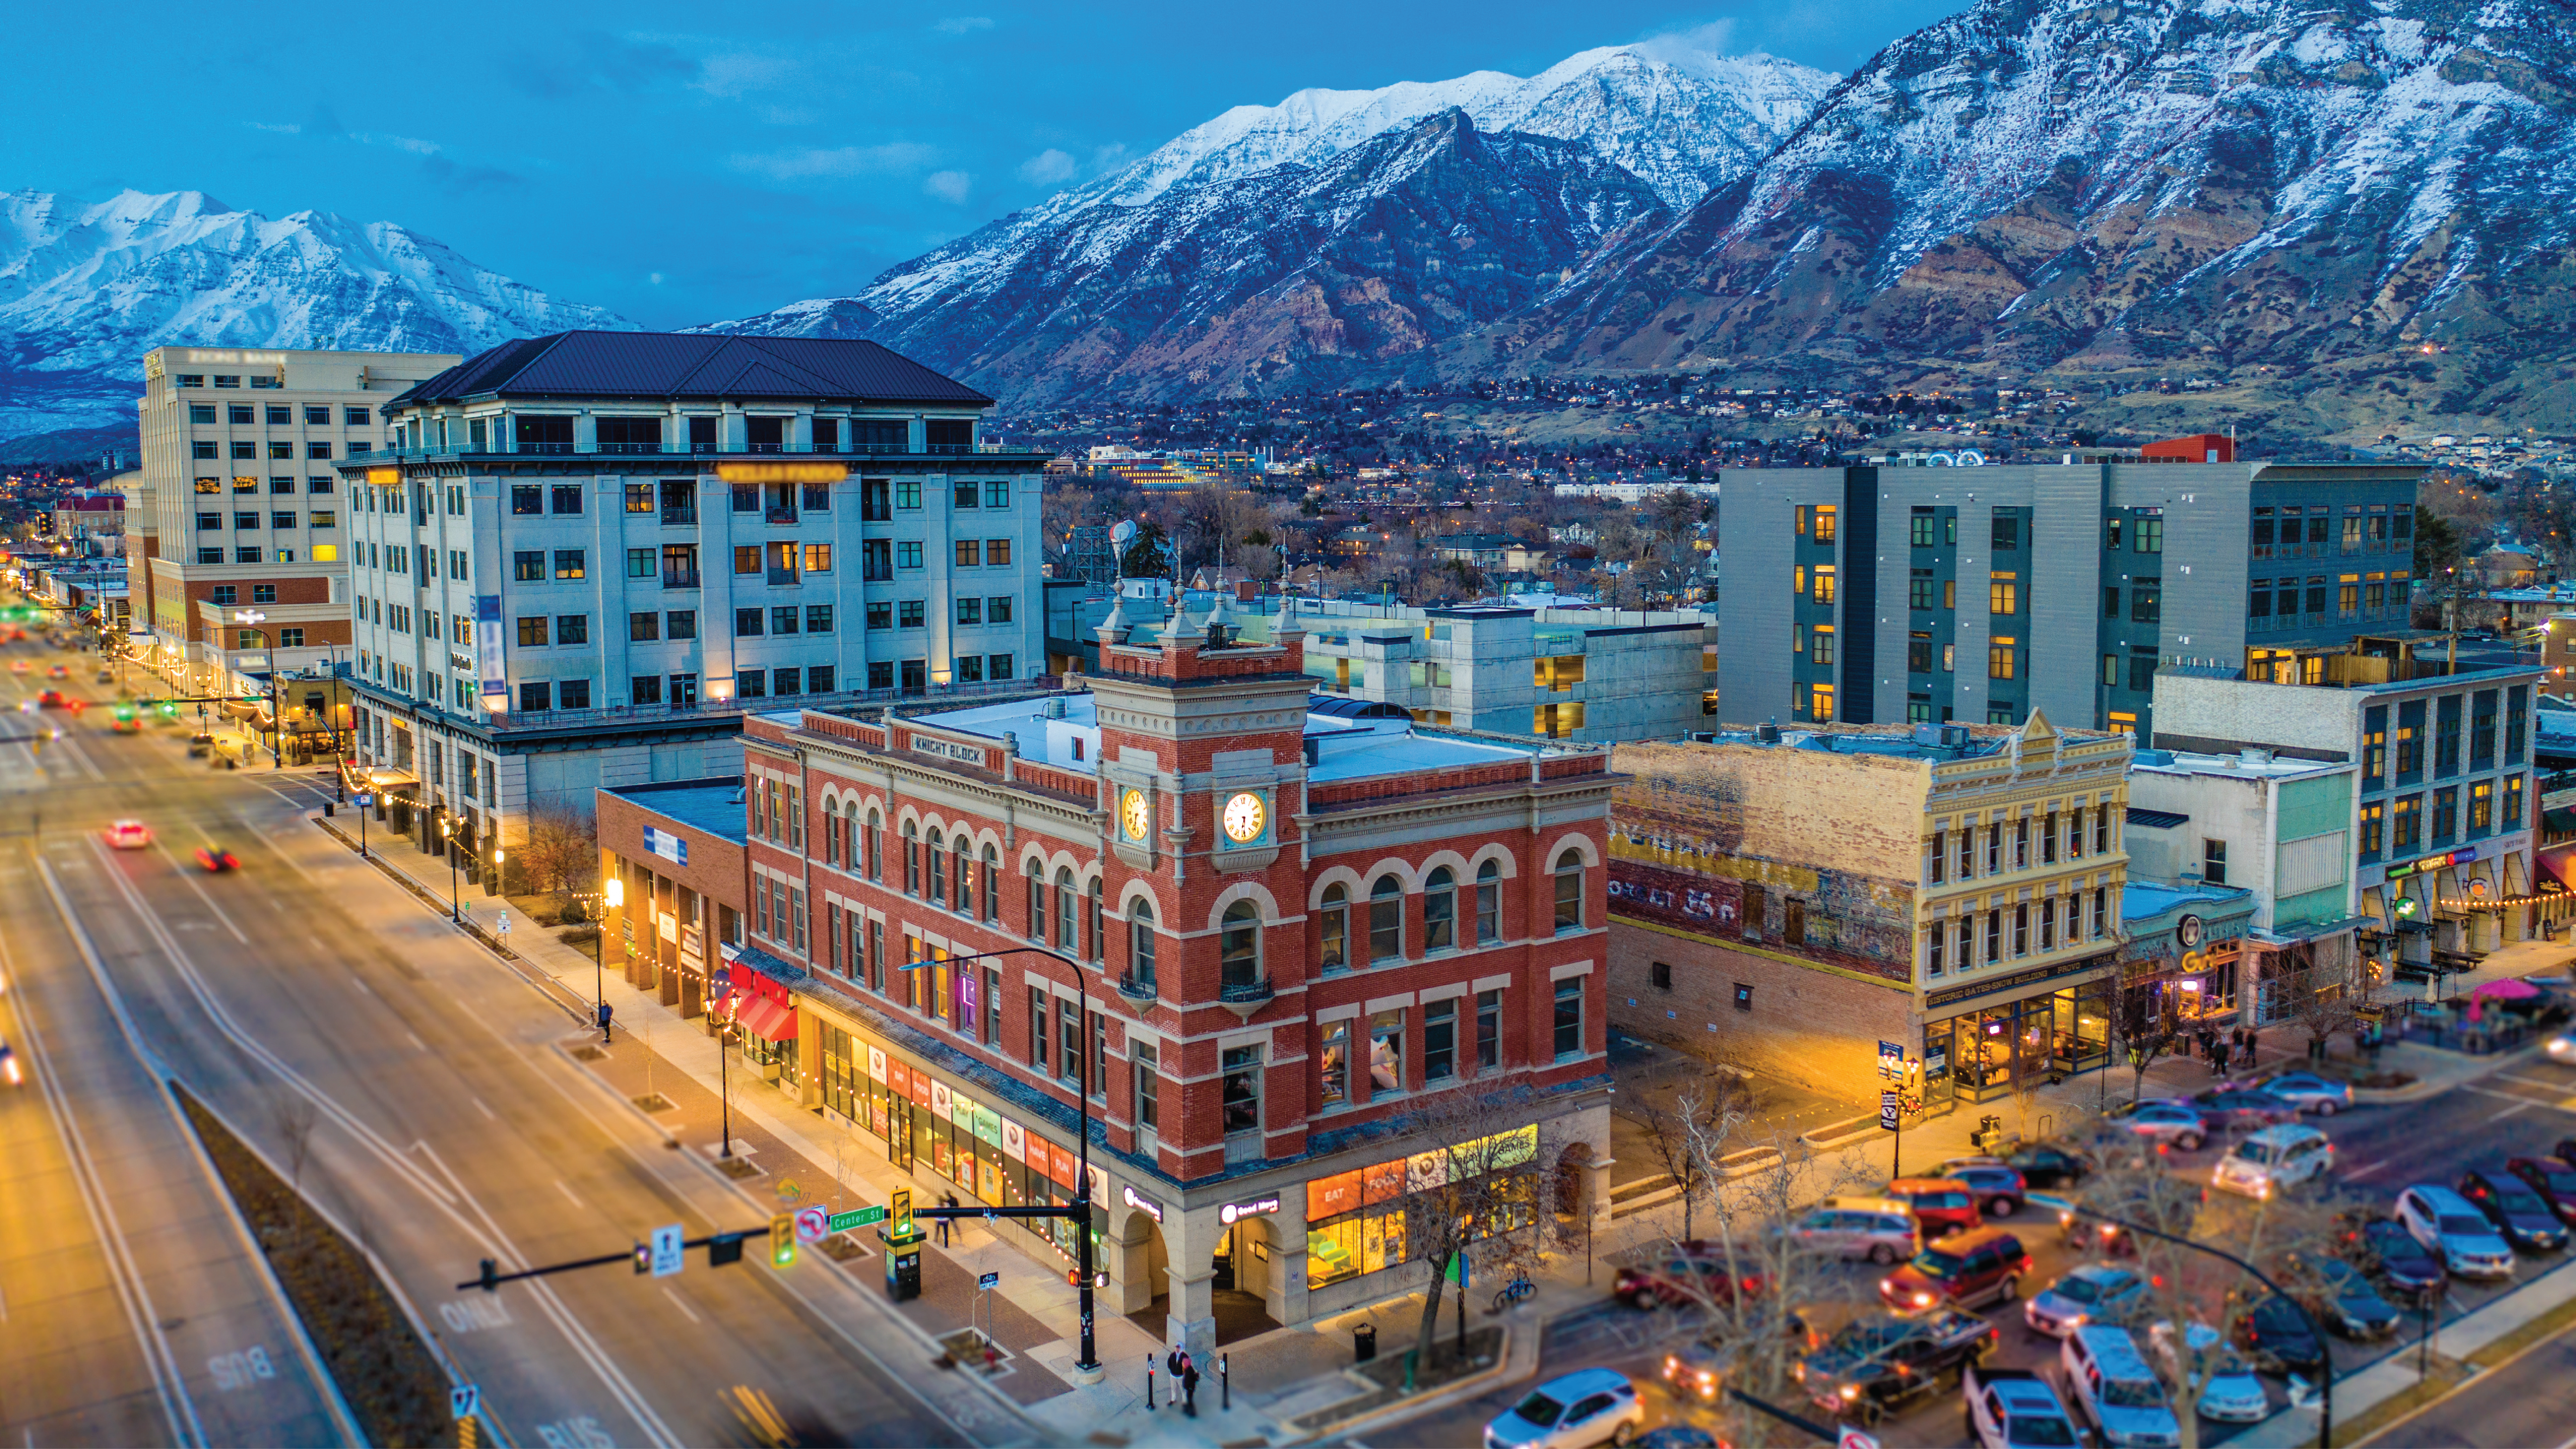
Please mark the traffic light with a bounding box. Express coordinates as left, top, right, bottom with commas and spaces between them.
632, 1241, 651, 1275
891, 1189, 913, 1236
158, 701, 179, 717
769, 1215, 797, 1269
708, 1231, 745, 1267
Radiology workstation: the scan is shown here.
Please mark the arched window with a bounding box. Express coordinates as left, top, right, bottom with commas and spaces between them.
1056, 868, 1077, 946
1319, 884, 1349, 972
1087, 880, 1104, 963
926, 828, 947, 907
1129, 899, 1157, 987
1220, 901, 1261, 989
1553, 848, 1585, 933
1368, 875, 1403, 963
1026, 860, 1046, 944
1475, 860, 1502, 944
952, 838, 970, 915
981, 846, 1000, 923
866, 811, 882, 881
1423, 866, 1456, 952
821, 800, 840, 867
902, 820, 919, 895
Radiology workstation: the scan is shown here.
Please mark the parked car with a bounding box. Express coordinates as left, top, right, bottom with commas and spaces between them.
1963, 1364, 2082, 1449
2024, 1262, 2147, 1338
2458, 1169, 2570, 1252
1785, 1198, 1918, 1265
2061, 1324, 2183, 1449
1933, 1159, 2030, 1217
1879, 1226, 2030, 1312
1632, 1430, 1719, 1449
2230, 1292, 2327, 1377
2212, 1124, 2335, 1199
2108, 1099, 2210, 1150
2191, 1088, 2302, 1131
2251, 1071, 2354, 1115
1796, 1310, 1996, 1427
2338, 1212, 2447, 1301
2397, 1184, 2516, 1279
1483, 1368, 1644, 1449
1614, 1242, 1758, 1310
2147, 1321, 2268, 1424
1881, 1178, 1984, 1237
2505, 1156, 2576, 1224
1998, 1142, 2091, 1189
2281, 1253, 2400, 1339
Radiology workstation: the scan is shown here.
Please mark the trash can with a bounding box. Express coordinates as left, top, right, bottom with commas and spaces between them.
322, 801, 335, 818
1353, 1322, 1377, 1363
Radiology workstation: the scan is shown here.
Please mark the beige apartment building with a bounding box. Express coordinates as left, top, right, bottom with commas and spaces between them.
133, 346, 458, 746
1605, 714, 2133, 1112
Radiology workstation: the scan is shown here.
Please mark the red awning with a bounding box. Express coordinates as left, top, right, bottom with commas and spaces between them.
733, 994, 798, 1042
2538, 842, 2576, 888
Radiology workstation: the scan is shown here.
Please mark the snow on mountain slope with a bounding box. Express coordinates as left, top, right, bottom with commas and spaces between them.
0, 188, 631, 436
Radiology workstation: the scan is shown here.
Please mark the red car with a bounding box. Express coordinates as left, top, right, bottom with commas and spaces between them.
194, 846, 241, 873
1877, 1226, 2031, 1312
2506, 1157, 2576, 1225
1614, 1241, 1763, 1310
1882, 1178, 1983, 1238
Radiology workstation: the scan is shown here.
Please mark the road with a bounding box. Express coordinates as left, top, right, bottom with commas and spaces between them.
2363, 1315, 2576, 1448
0, 627, 979, 1447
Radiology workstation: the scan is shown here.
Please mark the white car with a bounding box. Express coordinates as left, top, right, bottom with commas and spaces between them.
1483, 1368, 1643, 1449
2395, 1184, 2516, 1279
1964, 1364, 2082, 1449
2212, 1124, 2334, 1199
2062, 1324, 2183, 1448
2149, 1321, 2268, 1423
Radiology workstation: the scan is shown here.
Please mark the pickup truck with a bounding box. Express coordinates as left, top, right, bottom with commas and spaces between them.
1796, 1308, 1997, 1426
1962, 1364, 2083, 1449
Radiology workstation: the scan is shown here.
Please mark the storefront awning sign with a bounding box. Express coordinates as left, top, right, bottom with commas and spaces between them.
2385, 846, 2477, 881
642, 826, 688, 865
1219, 1196, 1281, 1225
1121, 1185, 1163, 1223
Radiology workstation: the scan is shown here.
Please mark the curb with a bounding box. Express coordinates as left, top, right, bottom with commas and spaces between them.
2352, 1040, 2546, 1104
1276, 1317, 1529, 1445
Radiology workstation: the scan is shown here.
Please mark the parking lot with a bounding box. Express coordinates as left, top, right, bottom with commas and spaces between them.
1381, 1050, 2576, 1448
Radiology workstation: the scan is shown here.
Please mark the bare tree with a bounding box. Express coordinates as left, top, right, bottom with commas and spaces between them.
2279, 949, 2364, 1067
1633, 1069, 1754, 1242
515, 807, 598, 903
1386, 1087, 1567, 1378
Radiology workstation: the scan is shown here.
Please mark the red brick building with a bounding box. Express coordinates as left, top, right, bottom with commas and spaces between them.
698, 605, 1615, 1354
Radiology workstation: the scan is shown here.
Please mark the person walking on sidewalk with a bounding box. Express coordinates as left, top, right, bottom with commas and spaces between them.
934, 1190, 956, 1246
597, 1000, 614, 1042
1181, 1355, 1200, 1418
2240, 1025, 2259, 1070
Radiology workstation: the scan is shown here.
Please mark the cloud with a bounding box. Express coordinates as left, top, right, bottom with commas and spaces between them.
693, 52, 798, 99
1629, 19, 1745, 79
649, 272, 666, 285
933, 15, 994, 34
1017, 148, 1077, 184
923, 170, 973, 203
503, 32, 696, 99
353, 132, 442, 155
728, 142, 940, 181
247, 121, 301, 135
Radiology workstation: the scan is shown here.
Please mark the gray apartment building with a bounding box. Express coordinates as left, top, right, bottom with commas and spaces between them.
2151, 647, 2540, 972
1719, 459, 2426, 739
338, 330, 1049, 872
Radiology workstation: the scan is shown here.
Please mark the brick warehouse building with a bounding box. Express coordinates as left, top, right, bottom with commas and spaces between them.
604, 604, 1618, 1356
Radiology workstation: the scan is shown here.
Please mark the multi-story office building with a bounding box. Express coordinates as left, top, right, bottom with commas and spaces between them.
614, 617, 1615, 1354
1044, 590, 1718, 743
1719, 456, 2426, 739
337, 330, 1049, 875
133, 346, 459, 696
1606, 715, 2133, 1109
2151, 644, 2542, 971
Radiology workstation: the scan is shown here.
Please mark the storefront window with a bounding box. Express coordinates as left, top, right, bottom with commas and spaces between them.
1927, 978, 2115, 1103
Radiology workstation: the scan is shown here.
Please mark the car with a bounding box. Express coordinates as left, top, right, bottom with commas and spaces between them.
2212, 1124, 2335, 1199
2250, 1071, 2354, 1116
1482, 1368, 1643, 1449
1963, 1364, 2082, 1449
1795, 1309, 1996, 1428
1631, 1430, 1719, 1449
34, 689, 63, 708
2061, 1324, 2183, 1449
2505, 1156, 2576, 1224
2191, 1088, 2301, 1130
103, 819, 153, 850
2549, 1034, 2576, 1062
92, 670, 111, 685
0, 1039, 18, 1086
6, 659, 24, 675
2108, 1099, 2209, 1150
2338, 1213, 2446, 1302
2458, 1168, 2570, 1252
186, 734, 214, 757
45, 663, 66, 679
2230, 1292, 2327, 1376
1784, 1198, 1918, 1265
2282, 1253, 2401, 1339
1613, 1242, 1759, 1310
2147, 1321, 2268, 1424
193, 846, 241, 874
1879, 1226, 2030, 1312
1933, 1160, 2030, 1217
2024, 1262, 2147, 1338
1881, 1178, 1983, 1237
2396, 1184, 2516, 1278
1998, 1142, 2091, 1190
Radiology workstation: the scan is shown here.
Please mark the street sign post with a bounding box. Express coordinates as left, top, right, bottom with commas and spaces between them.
650, 1223, 684, 1277
978, 1271, 1000, 1290
795, 1206, 829, 1243
828, 1205, 886, 1233
1838, 1427, 1880, 1449
496, 911, 511, 935
450, 1384, 481, 1419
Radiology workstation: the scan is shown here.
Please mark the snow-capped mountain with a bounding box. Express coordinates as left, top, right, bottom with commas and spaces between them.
696, 43, 1835, 401
1474, 0, 2576, 431
0, 189, 631, 439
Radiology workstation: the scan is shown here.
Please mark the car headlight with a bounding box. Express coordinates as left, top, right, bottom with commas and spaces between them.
1915, 1292, 1934, 1307
1841, 1385, 1861, 1399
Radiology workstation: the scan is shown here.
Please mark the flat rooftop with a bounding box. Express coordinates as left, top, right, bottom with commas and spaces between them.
604, 777, 749, 844
907, 691, 1560, 783
2123, 879, 2254, 920
2132, 748, 2352, 780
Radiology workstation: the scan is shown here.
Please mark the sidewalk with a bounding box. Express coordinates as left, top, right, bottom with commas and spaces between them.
322, 809, 1567, 1446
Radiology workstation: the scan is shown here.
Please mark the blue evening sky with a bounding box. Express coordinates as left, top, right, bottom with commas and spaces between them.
3, 0, 1963, 331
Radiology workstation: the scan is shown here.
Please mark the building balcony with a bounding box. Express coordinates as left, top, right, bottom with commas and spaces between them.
1218, 977, 1274, 1004
1114, 970, 1158, 1004
764, 507, 799, 525
661, 505, 698, 526
596, 443, 661, 455
662, 569, 701, 589
515, 442, 574, 455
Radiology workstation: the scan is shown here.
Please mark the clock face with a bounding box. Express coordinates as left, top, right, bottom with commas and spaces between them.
1120, 788, 1151, 841
1222, 791, 1267, 844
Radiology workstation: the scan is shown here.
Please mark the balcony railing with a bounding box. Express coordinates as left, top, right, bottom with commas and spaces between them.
597, 443, 660, 454
661, 506, 698, 525
515, 442, 574, 455
1114, 971, 1158, 1003
766, 568, 798, 586
662, 569, 701, 589
764, 507, 799, 524
1218, 978, 1274, 1005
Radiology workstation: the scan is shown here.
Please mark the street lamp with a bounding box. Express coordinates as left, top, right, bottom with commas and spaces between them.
438, 818, 459, 922
231, 608, 281, 768
597, 877, 624, 1037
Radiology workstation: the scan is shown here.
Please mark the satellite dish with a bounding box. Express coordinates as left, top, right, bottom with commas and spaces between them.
1110, 520, 1137, 547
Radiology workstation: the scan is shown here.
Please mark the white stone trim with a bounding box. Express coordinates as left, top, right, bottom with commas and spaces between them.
1365, 992, 1415, 1014
1549, 960, 1594, 982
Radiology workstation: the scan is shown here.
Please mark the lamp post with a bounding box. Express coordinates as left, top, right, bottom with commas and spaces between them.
597, 877, 623, 1035
231, 608, 281, 768
438, 818, 459, 922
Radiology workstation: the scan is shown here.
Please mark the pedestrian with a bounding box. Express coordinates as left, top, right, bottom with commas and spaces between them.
1182, 1357, 1200, 1418
2242, 1026, 2259, 1069
597, 1000, 614, 1041
934, 1191, 954, 1247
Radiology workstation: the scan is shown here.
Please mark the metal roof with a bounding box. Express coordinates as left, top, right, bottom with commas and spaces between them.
389, 331, 991, 409
2126, 806, 2191, 829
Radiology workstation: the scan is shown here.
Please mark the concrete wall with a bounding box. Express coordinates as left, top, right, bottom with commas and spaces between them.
2151, 674, 2360, 759
1607, 923, 1908, 1097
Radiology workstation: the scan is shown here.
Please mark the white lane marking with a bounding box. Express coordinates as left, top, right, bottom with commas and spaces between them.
555, 1180, 584, 1209
349, 977, 373, 997
408, 1032, 427, 1051
2340, 1157, 2391, 1181
2488, 1099, 2535, 1123
145, 844, 251, 945
658, 1286, 701, 1325
2498, 1074, 2576, 1089
472, 1096, 497, 1122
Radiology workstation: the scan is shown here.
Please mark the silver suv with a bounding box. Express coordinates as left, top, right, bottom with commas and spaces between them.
1785, 1197, 1919, 1265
